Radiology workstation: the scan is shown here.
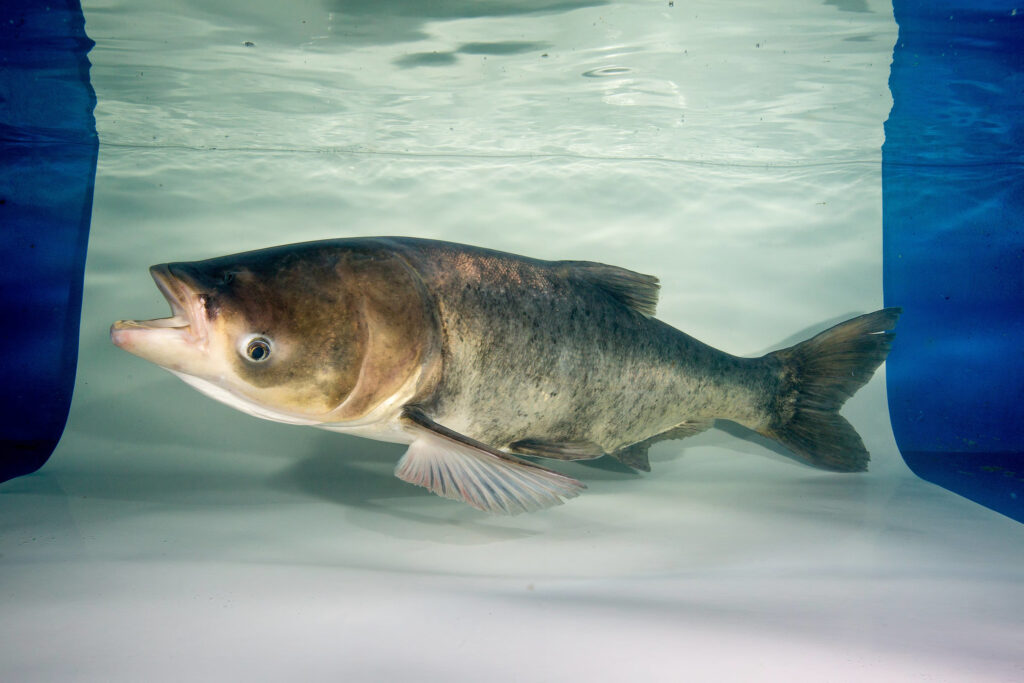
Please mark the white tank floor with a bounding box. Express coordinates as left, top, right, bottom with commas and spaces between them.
4, 401, 1022, 681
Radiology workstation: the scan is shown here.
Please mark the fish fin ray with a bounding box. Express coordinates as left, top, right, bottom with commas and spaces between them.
563, 261, 660, 317
396, 407, 585, 514
760, 308, 901, 472
508, 438, 606, 461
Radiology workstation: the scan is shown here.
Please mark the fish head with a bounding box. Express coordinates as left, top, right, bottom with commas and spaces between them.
111, 243, 439, 424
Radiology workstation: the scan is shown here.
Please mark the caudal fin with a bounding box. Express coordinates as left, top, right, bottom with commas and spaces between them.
759, 308, 901, 472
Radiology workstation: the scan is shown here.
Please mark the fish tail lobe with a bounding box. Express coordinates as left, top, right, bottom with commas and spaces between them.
759, 308, 901, 472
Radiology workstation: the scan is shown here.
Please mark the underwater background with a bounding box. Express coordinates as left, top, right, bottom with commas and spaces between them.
2, 0, 1021, 680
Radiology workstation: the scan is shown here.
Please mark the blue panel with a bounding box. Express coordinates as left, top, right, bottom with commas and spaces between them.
0, 1, 97, 481
884, 0, 1023, 520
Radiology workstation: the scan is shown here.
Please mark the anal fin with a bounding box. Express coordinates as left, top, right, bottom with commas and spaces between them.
397, 407, 585, 515
610, 419, 714, 472
611, 442, 653, 472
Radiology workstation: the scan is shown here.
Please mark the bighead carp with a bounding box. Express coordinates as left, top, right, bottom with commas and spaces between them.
112, 238, 899, 514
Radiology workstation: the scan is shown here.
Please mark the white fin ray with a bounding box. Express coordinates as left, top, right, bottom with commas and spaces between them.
395, 430, 585, 515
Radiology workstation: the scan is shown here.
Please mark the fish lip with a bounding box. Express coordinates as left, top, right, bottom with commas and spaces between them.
110, 264, 207, 343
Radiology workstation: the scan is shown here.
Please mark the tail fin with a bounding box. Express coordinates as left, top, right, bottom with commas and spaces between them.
760, 308, 901, 472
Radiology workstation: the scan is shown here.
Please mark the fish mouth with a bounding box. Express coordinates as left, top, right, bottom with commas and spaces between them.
111, 264, 207, 347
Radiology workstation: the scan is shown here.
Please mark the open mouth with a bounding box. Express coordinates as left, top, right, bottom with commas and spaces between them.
111, 265, 204, 343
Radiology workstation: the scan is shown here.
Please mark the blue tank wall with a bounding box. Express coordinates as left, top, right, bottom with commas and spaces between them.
0, 0, 97, 481
884, 0, 1024, 520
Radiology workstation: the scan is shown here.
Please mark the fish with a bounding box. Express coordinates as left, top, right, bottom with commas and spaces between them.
111, 237, 900, 514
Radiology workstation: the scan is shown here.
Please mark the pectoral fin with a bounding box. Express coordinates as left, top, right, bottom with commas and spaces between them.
397, 407, 586, 515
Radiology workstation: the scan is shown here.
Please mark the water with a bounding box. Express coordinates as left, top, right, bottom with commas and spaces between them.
2, 1, 1022, 681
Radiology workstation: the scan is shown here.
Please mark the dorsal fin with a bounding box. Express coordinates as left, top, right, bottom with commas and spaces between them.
563, 261, 660, 317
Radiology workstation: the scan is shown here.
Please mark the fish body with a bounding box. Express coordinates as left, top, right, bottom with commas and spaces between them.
111, 237, 899, 514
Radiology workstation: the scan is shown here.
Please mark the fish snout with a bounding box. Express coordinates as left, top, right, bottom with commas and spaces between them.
109, 262, 213, 360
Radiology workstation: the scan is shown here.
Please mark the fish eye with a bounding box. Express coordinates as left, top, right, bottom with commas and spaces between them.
245, 337, 272, 363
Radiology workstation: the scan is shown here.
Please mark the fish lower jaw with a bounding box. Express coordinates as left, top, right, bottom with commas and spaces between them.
112, 314, 190, 331
110, 316, 206, 352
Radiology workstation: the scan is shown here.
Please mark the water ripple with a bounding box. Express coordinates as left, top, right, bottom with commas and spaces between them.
581, 66, 633, 78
